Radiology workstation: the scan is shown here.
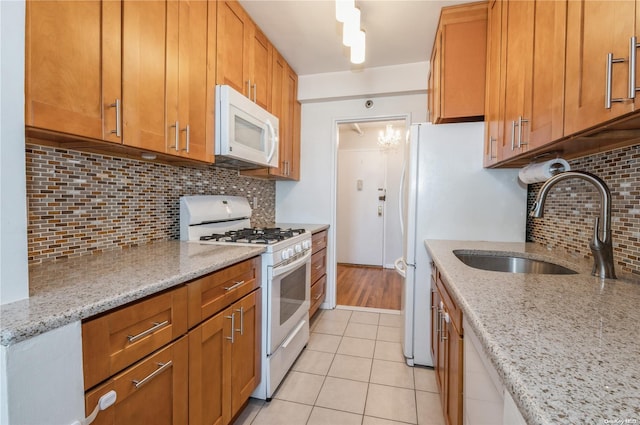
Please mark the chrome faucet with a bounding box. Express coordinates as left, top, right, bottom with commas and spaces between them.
529, 171, 616, 279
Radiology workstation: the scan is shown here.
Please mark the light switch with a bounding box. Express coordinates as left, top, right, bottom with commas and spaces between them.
357, 179, 363, 191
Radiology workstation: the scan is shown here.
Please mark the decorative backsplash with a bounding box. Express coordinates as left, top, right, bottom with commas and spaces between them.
526, 144, 640, 278
26, 144, 276, 264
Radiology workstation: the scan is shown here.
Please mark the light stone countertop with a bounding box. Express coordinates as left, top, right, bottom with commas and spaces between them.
275, 223, 329, 234
0, 241, 265, 346
424, 240, 640, 425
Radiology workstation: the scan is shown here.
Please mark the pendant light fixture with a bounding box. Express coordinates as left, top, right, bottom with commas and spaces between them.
336, 0, 366, 64
378, 124, 401, 149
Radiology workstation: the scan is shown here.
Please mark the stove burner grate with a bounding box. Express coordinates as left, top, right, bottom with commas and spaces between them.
199, 227, 306, 244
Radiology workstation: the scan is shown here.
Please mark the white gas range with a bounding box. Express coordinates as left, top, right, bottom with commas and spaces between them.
180, 195, 311, 400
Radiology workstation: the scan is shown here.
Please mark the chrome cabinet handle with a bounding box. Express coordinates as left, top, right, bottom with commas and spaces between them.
441, 312, 450, 341
127, 320, 169, 343
630, 36, 639, 99
224, 280, 245, 291
247, 79, 252, 99
170, 121, 179, 151
235, 306, 244, 336
314, 292, 323, 300
225, 313, 235, 343
510, 120, 518, 151
252, 83, 257, 103
109, 99, 121, 137
489, 137, 497, 159
517, 116, 529, 148
132, 360, 173, 389
605, 53, 626, 108
181, 124, 190, 153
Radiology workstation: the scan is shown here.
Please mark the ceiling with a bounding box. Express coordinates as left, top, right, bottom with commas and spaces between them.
239, 0, 471, 76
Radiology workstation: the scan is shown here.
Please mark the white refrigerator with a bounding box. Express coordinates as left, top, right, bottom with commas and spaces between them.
395, 122, 527, 367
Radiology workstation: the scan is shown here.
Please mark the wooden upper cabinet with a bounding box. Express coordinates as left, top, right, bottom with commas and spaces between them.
252, 27, 273, 111
525, 0, 566, 150
429, 2, 488, 124
564, 1, 636, 135
216, 0, 251, 96
500, 0, 534, 160
25, 1, 121, 143
166, 0, 214, 162
217, 0, 273, 108
483, 0, 504, 167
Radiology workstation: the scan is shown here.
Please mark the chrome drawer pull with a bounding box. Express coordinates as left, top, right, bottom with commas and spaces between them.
224, 280, 245, 291
605, 53, 626, 108
315, 265, 323, 270
314, 293, 323, 300
225, 313, 235, 343
235, 307, 244, 335
132, 361, 173, 389
127, 320, 169, 343
629, 36, 639, 99
109, 99, 121, 137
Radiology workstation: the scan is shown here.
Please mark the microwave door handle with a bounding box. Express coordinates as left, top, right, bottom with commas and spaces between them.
266, 120, 278, 164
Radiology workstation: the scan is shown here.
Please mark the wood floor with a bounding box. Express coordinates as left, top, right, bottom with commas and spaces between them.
336, 264, 402, 310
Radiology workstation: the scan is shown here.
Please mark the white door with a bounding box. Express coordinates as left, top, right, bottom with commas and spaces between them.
336, 149, 385, 266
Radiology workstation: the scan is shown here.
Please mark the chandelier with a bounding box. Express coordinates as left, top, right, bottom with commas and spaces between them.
378, 124, 401, 148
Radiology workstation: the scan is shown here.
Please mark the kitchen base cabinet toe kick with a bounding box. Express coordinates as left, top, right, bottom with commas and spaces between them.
81, 256, 262, 425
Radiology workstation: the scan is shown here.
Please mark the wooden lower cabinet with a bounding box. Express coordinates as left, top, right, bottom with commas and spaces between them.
431, 264, 463, 425
85, 336, 188, 425
310, 229, 328, 318
189, 288, 262, 425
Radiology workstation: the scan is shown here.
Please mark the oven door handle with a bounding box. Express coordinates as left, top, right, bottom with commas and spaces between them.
271, 250, 312, 278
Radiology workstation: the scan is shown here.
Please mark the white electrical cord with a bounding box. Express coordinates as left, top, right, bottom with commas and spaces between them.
70, 390, 117, 425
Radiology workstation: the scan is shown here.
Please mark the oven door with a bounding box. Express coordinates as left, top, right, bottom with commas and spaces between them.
268, 250, 311, 354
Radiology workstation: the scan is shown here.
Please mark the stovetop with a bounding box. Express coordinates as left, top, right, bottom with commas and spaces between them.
199, 227, 307, 245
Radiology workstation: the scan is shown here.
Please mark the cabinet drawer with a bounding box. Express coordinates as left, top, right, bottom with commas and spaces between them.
82, 286, 188, 390
187, 256, 261, 328
310, 275, 326, 318
85, 336, 188, 425
312, 230, 327, 254
311, 249, 326, 284
436, 275, 462, 335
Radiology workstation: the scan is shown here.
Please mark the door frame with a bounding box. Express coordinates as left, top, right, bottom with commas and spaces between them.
328, 114, 410, 309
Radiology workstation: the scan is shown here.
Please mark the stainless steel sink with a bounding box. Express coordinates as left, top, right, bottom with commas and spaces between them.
453, 250, 577, 275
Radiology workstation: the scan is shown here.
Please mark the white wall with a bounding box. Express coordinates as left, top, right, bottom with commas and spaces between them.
298, 61, 429, 102
276, 93, 427, 308
0, 0, 28, 305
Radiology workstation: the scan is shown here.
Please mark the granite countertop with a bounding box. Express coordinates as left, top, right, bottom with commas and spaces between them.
424, 240, 640, 425
276, 223, 329, 234
0, 241, 265, 347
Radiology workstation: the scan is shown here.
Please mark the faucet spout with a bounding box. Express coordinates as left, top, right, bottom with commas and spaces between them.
530, 171, 616, 279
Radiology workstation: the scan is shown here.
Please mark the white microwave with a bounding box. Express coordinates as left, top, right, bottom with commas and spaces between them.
214, 85, 279, 169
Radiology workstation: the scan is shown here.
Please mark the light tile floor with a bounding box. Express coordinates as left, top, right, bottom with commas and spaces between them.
233, 308, 445, 425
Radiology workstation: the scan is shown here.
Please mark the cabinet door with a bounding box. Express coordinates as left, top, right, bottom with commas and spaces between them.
429, 33, 442, 123
500, 0, 534, 160
252, 28, 273, 111
174, 0, 212, 162
564, 1, 636, 135
430, 284, 440, 377
217, 0, 251, 96
291, 100, 302, 181
122, 0, 168, 152
283, 66, 299, 180
525, 0, 567, 150
444, 321, 463, 425
483, 0, 504, 166
85, 336, 188, 425
25, 1, 121, 143
188, 310, 231, 425
230, 289, 262, 417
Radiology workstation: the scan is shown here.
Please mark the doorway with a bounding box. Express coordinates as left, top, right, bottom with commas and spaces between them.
335, 118, 407, 310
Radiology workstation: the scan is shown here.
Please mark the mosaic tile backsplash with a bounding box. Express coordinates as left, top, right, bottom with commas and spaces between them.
26, 144, 276, 264
526, 144, 640, 278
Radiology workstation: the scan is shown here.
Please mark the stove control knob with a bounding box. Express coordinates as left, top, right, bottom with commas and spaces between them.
294, 244, 302, 253
302, 240, 311, 250
281, 250, 290, 260
288, 248, 295, 257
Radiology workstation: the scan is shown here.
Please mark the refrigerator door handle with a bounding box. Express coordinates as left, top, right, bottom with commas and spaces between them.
394, 257, 407, 278
398, 158, 406, 235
